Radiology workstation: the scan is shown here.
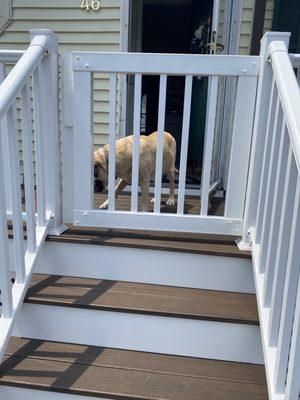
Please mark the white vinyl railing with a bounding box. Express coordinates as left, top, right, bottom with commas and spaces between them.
71, 51, 259, 234
242, 32, 300, 400
290, 53, 300, 84
0, 30, 64, 362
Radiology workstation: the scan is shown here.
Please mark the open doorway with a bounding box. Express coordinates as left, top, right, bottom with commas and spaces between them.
127, 0, 216, 187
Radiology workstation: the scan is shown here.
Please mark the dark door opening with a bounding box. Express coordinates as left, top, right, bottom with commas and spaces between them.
139, 0, 214, 184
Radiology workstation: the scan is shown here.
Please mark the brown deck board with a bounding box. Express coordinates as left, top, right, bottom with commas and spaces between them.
1, 338, 268, 400
47, 226, 251, 259
8, 225, 250, 258
25, 274, 259, 325
94, 192, 225, 216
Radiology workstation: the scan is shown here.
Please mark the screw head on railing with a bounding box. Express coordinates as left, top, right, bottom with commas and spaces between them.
76, 55, 80, 60
243, 69, 247, 74
228, 220, 232, 225
85, 63, 89, 69
84, 212, 87, 216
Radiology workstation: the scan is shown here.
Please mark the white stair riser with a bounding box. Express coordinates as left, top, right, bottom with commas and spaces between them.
14, 303, 264, 364
27, 241, 255, 293
0, 386, 111, 400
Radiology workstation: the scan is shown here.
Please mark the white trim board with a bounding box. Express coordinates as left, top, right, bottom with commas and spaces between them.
30, 241, 255, 294
0, 385, 112, 400
72, 52, 260, 76
14, 303, 264, 364
73, 210, 243, 235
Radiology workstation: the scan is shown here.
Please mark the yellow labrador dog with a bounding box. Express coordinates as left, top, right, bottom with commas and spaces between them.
94, 131, 177, 211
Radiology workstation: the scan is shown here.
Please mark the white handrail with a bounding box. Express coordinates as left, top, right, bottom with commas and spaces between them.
289, 53, 300, 66
269, 41, 300, 173
243, 33, 300, 400
0, 29, 64, 364
0, 35, 48, 119
0, 50, 25, 63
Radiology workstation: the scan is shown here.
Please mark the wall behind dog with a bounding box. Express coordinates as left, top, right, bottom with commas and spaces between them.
0, 0, 122, 178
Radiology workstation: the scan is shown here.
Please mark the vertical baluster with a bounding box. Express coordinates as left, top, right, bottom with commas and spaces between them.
108, 73, 117, 212
6, 103, 25, 283
0, 62, 12, 215
131, 74, 142, 212
263, 122, 288, 306
297, 67, 300, 85
255, 79, 277, 243
154, 74, 167, 213
200, 76, 218, 216
21, 82, 36, 253
285, 274, 300, 399
258, 97, 282, 274
33, 65, 46, 226
177, 75, 193, 215
274, 177, 300, 393
268, 148, 297, 346
0, 123, 13, 317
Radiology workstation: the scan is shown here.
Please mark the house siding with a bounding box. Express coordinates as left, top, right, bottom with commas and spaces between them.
0, 0, 122, 152
239, 0, 255, 55
239, 0, 275, 55
263, 0, 275, 34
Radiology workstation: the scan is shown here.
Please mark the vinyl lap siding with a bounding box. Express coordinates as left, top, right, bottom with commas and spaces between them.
0, 0, 121, 152
239, 0, 255, 55
239, 0, 275, 55
263, 0, 275, 34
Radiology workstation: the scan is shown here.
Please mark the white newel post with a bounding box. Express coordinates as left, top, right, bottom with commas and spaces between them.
30, 29, 67, 235
61, 52, 74, 224
240, 32, 290, 248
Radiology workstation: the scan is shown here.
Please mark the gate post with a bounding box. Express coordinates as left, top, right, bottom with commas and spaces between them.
240, 32, 290, 248
30, 29, 67, 235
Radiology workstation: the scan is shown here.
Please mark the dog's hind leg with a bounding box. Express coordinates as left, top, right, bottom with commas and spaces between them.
166, 168, 175, 206
99, 178, 128, 209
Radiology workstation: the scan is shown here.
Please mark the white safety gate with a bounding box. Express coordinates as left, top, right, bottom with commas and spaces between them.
70, 52, 259, 234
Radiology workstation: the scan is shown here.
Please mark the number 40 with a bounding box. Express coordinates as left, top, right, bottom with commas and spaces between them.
81, 0, 101, 11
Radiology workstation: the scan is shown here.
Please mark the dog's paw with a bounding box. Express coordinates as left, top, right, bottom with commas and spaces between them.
99, 202, 108, 210
150, 197, 155, 203
166, 198, 176, 206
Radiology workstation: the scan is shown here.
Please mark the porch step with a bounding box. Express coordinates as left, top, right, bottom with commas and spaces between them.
9, 227, 255, 293
13, 273, 263, 364
46, 226, 251, 258
25, 274, 259, 325
0, 337, 268, 400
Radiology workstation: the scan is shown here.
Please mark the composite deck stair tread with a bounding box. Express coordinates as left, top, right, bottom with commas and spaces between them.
46, 226, 251, 259
25, 274, 259, 324
1, 337, 268, 400
7, 223, 251, 258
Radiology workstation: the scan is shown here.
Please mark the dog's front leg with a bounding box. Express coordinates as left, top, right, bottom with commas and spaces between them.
140, 179, 150, 212
99, 178, 128, 209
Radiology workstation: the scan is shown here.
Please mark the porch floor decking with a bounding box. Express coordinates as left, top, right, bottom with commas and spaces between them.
1, 337, 268, 400
93, 193, 225, 215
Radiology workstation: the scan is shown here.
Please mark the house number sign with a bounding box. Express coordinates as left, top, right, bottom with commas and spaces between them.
81, 0, 101, 11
